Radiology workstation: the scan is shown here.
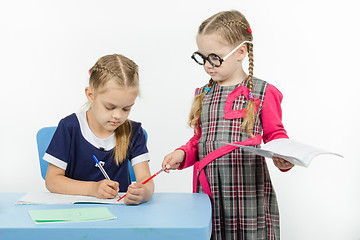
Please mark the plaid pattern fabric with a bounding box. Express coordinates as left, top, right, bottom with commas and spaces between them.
197, 78, 280, 240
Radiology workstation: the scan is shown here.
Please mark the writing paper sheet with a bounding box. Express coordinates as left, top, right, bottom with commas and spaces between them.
15, 192, 125, 205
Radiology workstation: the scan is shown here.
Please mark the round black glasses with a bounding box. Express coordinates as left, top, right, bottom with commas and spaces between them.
191, 41, 252, 67
191, 52, 223, 67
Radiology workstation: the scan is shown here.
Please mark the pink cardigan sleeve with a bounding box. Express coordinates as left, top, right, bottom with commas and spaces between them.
261, 84, 289, 143
177, 88, 202, 170
262, 84, 292, 172
177, 127, 201, 170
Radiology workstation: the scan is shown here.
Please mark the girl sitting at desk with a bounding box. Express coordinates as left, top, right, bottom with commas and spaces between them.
43, 54, 154, 205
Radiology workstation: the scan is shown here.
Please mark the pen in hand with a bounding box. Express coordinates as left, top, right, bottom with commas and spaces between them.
117, 168, 165, 202
92, 155, 121, 199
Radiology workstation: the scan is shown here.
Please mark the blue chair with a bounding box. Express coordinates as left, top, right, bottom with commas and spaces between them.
36, 127, 57, 180
36, 126, 146, 182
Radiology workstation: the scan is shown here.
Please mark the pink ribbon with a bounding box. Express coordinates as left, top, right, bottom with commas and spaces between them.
193, 134, 262, 198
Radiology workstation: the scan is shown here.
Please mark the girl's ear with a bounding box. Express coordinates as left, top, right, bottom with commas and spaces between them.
236, 45, 247, 61
85, 86, 95, 103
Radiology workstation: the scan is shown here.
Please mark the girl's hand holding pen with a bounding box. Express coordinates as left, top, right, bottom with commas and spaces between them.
92, 155, 120, 199
93, 179, 119, 199
162, 149, 186, 173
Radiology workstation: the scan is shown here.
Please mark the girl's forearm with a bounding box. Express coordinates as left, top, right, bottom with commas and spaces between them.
144, 180, 154, 202
45, 174, 96, 197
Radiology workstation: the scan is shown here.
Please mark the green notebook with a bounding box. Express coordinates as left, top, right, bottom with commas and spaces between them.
29, 207, 116, 224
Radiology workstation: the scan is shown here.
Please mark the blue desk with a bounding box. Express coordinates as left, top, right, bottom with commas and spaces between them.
0, 192, 212, 240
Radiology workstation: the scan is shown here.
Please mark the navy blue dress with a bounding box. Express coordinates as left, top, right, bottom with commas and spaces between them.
43, 112, 149, 192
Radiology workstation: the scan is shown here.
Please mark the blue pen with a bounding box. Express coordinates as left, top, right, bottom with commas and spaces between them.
92, 155, 121, 198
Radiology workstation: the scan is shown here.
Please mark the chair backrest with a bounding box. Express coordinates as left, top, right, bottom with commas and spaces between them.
129, 129, 148, 182
36, 127, 146, 182
36, 127, 57, 180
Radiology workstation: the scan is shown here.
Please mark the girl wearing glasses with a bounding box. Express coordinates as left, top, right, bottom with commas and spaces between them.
162, 10, 293, 239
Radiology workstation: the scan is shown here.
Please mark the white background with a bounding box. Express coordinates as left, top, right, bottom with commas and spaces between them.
1, 0, 359, 239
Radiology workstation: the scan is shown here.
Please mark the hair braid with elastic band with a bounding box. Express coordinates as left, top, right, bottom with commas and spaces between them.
222, 18, 256, 136
189, 79, 215, 133
241, 42, 256, 137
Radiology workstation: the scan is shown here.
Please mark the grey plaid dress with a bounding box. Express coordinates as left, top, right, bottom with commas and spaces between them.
197, 78, 280, 240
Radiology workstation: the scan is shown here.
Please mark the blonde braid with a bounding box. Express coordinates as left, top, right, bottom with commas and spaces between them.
189, 79, 215, 133
90, 64, 124, 80
223, 20, 249, 31
221, 18, 256, 137
221, 19, 253, 45
241, 43, 256, 137
247, 42, 254, 79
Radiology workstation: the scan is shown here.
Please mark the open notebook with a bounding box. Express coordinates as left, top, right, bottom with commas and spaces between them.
223, 138, 343, 167
15, 192, 126, 205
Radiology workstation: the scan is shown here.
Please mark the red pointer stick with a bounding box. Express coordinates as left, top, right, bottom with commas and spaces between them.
117, 168, 165, 202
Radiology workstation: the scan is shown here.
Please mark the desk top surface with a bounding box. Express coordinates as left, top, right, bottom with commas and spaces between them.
0, 192, 212, 240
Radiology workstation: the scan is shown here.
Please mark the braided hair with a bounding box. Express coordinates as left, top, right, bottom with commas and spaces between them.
89, 54, 139, 165
189, 10, 256, 136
